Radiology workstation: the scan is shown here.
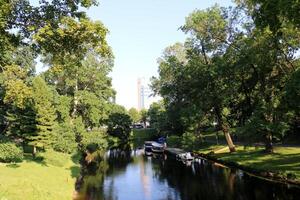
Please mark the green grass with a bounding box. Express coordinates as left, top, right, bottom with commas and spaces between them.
0, 151, 80, 200
195, 144, 228, 154
168, 132, 300, 180
166, 134, 227, 153
214, 146, 300, 180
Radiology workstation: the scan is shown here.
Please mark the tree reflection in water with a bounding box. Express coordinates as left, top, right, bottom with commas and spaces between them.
74, 143, 300, 200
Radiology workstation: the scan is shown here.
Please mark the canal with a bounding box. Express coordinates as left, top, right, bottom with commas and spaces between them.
75, 145, 300, 200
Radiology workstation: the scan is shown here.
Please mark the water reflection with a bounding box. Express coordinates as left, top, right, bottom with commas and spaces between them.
75, 145, 300, 200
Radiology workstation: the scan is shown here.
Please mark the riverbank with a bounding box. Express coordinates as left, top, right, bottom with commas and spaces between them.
131, 130, 300, 184
0, 150, 80, 200
160, 133, 300, 183
196, 146, 300, 184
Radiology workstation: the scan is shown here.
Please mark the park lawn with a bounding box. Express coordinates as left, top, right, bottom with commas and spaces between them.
195, 144, 228, 154
213, 146, 300, 180
0, 151, 80, 200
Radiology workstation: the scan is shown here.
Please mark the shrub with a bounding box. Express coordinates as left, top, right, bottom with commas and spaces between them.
52, 124, 77, 154
166, 135, 182, 147
81, 130, 108, 152
0, 141, 23, 163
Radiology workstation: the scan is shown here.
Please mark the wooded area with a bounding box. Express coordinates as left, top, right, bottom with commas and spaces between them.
149, 1, 300, 153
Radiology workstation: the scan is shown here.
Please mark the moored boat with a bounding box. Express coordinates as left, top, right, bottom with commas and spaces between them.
144, 141, 154, 152
151, 142, 164, 153
176, 152, 194, 161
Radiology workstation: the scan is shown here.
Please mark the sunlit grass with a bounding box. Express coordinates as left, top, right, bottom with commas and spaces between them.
214, 146, 300, 180
0, 151, 80, 200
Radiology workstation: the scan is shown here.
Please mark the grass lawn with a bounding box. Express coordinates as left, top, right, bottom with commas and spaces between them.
0, 151, 80, 200
209, 146, 300, 180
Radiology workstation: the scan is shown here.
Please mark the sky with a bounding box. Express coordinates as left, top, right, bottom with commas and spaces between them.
36, 0, 234, 109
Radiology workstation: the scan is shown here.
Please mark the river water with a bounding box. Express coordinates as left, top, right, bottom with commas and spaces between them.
76, 146, 300, 200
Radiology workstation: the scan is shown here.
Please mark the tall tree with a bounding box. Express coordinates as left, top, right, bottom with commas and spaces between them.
181, 5, 236, 152
30, 76, 57, 148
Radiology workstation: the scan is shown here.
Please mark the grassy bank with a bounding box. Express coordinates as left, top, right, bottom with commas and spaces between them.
212, 146, 300, 180
0, 151, 80, 200
165, 132, 300, 181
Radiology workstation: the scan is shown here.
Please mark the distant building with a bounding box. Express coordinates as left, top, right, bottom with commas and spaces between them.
137, 77, 160, 110
137, 78, 145, 110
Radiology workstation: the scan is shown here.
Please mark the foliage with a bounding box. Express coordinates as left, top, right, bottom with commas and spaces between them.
0, 140, 23, 163
81, 130, 108, 151
107, 111, 132, 140
52, 123, 77, 154
30, 76, 57, 148
151, 4, 300, 153
285, 68, 300, 113
128, 107, 140, 123
140, 108, 148, 127
131, 128, 157, 140
237, 0, 300, 31
148, 101, 170, 133
0, 0, 116, 154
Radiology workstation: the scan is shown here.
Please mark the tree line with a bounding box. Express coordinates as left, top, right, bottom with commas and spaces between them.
0, 0, 132, 160
149, 1, 300, 153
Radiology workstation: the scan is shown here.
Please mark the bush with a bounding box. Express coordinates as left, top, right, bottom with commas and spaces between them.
81, 130, 108, 152
0, 141, 23, 163
166, 135, 182, 147
52, 124, 77, 154
132, 128, 157, 140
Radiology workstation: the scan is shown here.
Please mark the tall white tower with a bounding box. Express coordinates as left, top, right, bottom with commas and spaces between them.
137, 78, 145, 111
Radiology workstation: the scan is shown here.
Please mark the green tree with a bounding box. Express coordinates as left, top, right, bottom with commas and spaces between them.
237, 0, 300, 31
182, 6, 237, 151
107, 106, 132, 140
29, 76, 57, 148
36, 17, 114, 129
128, 108, 140, 123
148, 102, 169, 133
140, 109, 148, 128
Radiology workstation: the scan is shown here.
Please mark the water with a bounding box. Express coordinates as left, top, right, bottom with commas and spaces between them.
76, 146, 300, 200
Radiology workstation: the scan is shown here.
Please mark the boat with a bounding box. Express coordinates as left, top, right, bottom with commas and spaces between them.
176, 152, 194, 161
144, 141, 154, 152
151, 142, 165, 153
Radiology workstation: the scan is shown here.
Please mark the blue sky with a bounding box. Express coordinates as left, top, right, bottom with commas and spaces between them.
36, 0, 234, 109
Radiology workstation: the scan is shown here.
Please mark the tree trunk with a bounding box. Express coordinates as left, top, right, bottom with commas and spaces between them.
32, 146, 36, 158
264, 133, 274, 153
72, 74, 78, 119
215, 107, 236, 152
194, 121, 204, 143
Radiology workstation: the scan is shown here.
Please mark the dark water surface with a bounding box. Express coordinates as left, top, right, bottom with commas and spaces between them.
77, 147, 300, 200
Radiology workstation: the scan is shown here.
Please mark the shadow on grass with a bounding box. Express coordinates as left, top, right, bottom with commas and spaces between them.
6, 163, 20, 168
70, 152, 82, 178
217, 148, 300, 176
23, 154, 48, 166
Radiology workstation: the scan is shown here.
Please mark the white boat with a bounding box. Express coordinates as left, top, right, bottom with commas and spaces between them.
176, 152, 194, 161
144, 141, 154, 152
151, 142, 164, 153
